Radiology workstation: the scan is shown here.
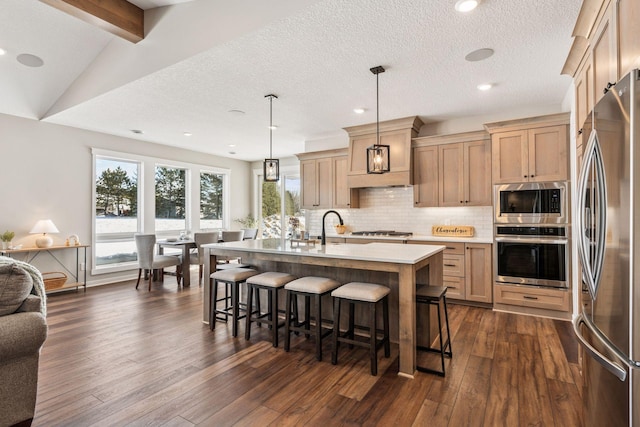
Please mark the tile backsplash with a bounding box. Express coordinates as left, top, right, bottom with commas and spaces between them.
305, 187, 493, 239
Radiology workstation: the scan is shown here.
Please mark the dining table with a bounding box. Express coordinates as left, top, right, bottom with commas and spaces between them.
157, 238, 196, 287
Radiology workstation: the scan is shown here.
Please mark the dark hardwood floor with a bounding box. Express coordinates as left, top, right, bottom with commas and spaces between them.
34, 270, 583, 426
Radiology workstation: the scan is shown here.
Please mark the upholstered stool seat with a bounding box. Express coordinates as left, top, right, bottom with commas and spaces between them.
284, 276, 341, 361
415, 285, 452, 377
331, 282, 390, 376
245, 272, 297, 347
209, 268, 258, 336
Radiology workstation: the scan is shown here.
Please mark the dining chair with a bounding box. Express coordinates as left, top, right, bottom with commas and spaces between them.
219, 230, 245, 265
189, 231, 220, 285
242, 228, 258, 240
221, 230, 244, 242
134, 234, 182, 291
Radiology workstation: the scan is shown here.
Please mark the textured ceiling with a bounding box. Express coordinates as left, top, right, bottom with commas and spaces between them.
0, 0, 582, 161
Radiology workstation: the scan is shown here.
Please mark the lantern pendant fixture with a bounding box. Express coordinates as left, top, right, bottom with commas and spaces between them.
263, 94, 279, 182
367, 65, 390, 174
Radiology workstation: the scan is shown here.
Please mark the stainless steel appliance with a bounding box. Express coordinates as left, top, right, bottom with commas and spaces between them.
573, 69, 640, 426
494, 225, 569, 289
351, 230, 413, 237
494, 182, 568, 224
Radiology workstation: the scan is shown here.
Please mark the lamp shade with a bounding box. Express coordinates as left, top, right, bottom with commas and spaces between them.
30, 219, 59, 234
30, 219, 59, 248
367, 144, 390, 174
263, 158, 279, 182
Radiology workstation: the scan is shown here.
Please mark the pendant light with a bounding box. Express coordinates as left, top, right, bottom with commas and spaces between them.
263, 94, 279, 182
367, 66, 390, 174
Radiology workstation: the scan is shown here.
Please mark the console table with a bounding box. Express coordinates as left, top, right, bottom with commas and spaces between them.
0, 245, 89, 293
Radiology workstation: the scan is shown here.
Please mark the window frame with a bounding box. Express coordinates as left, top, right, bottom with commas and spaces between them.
92, 148, 230, 275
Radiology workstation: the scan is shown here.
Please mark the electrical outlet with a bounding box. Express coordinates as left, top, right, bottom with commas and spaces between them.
80, 262, 86, 271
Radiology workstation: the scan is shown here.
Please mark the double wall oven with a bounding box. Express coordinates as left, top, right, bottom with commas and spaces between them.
494, 182, 570, 289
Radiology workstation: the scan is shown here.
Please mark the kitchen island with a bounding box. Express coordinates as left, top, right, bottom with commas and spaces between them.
202, 239, 445, 378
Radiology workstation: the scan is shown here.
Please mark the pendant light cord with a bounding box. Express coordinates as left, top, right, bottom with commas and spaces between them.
269, 95, 273, 159
376, 71, 379, 146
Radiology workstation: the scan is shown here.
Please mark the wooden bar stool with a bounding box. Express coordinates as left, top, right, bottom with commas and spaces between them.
209, 268, 258, 337
415, 285, 452, 377
213, 263, 252, 315
245, 272, 296, 347
330, 282, 390, 376
283, 276, 341, 361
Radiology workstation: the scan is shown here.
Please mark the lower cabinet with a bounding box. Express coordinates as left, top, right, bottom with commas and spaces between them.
494, 283, 570, 312
410, 241, 493, 304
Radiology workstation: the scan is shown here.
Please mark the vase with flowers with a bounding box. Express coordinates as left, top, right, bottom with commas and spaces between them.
1, 231, 15, 250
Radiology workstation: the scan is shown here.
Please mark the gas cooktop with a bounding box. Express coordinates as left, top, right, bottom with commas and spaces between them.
351, 230, 413, 237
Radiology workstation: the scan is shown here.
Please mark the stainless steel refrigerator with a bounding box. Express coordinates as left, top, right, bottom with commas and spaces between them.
574, 69, 640, 426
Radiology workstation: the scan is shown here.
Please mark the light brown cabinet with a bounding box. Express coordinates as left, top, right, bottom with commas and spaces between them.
297, 149, 359, 210
592, 1, 616, 105
409, 240, 492, 304
412, 146, 439, 207
494, 284, 570, 313
485, 114, 569, 184
301, 157, 332, 209
617, 0, 640, 79
412, 131, 491, 207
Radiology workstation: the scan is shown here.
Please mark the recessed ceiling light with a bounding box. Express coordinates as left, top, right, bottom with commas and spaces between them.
455, 0, 480, 12
228, 144, 236, 148
183, 132, 192, 136
477, 83, 493, 91
465, 48, 494, 62
269, 125, 278, 130
131, 129, 144, 134
354, 108, 365, 114
0, 48, 6, 56
17, 53, 44, 67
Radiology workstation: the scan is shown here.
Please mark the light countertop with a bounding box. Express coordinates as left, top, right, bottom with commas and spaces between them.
324, 233, 493, 244
203, 238, 445, 265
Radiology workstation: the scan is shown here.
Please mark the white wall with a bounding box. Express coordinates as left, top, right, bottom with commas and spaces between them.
0, 113, 252, 285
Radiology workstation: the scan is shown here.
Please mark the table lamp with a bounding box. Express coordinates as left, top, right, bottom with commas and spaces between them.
30, 219, 59, 248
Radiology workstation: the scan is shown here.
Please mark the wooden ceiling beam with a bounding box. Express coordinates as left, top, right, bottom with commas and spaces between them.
40, 0, 144, 43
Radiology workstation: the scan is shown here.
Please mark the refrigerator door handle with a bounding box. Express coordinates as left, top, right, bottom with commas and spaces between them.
573, 313, 627, 381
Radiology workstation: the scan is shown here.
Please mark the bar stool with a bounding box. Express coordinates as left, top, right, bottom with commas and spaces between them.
211, 263, 253, 323
209, 268, 258, 337
245, 272, 296, 347
330, 282, 390, 376
283, 276, 341, 361
415, 285, 452, 377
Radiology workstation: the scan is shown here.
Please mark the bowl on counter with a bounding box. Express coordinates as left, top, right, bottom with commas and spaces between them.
335, 224, 347, 234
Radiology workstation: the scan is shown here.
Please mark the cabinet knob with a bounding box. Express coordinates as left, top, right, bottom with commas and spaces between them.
530, 175, 534, 178
465, 200, 469, 203
460, 201, 463, 204
524, 175, 528, 178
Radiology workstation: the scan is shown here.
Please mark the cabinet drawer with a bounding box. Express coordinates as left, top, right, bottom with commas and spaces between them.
443, 255, 464, 277
443, 276, 465, 300
443, 242, 465, 255
494, 284, 570, 312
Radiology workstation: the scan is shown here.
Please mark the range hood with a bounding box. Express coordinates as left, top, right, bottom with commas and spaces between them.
344, 116, 423, 188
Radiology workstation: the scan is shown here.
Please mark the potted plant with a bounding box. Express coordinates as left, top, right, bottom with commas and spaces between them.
234, 214, 258, 229
1, 230, 15, 250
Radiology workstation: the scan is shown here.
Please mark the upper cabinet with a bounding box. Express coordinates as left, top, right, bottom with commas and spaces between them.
344, 116, 423, 189
564, 0, 640, 135
485, 114, 570, 184
412, 131, 491, 207
297, 149, 359, 210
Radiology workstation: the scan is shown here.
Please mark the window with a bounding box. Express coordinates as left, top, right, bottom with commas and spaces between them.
258, 168, 304, 239
94, 157, 140, 267
92, 149, 230, 274
200, 171, 224, 230
155, 165, 187, 235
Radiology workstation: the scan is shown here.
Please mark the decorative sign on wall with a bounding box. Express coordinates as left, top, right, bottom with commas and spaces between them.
432, 225, 475, 237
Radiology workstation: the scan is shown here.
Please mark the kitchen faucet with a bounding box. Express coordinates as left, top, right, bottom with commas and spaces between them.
321, 210, 343, 246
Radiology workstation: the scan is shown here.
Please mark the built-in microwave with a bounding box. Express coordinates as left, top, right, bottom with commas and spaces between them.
494, 182, 568, 224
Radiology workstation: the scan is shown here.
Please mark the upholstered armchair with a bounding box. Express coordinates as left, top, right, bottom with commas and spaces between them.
0, 261, 48, 427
